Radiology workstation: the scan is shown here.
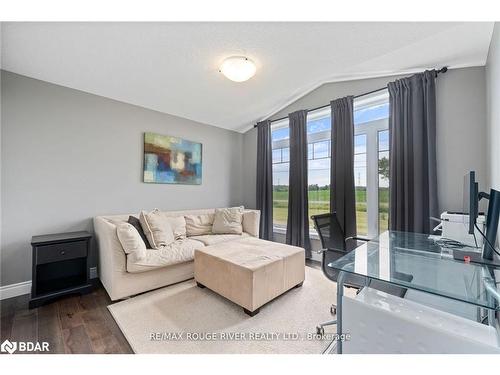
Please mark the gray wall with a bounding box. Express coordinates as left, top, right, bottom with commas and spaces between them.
487, 23, 500, 193
486, 23, 500, 246
243, 67, 488, 214
1, 71, 243, 286
242, 127, 257, 209
436, 67, 487, 213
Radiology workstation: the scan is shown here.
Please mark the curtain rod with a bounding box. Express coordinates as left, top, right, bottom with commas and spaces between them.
254, 66, 448, 127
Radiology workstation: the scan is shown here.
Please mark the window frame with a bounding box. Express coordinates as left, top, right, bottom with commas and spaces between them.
271, 118, 291, 233
353, 89, 389, 237
354, 117, 388, 236
305, 107, 332, 236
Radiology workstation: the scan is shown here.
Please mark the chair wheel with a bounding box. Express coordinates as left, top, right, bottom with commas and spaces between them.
316, 326, 325, 335
330, 305, 337, 315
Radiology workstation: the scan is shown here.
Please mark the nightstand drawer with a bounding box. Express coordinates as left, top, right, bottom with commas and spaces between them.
36, 240, 87, 265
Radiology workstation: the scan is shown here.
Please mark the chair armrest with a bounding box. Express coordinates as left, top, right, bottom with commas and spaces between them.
345, 236, 370, 243
316, 248, 348, 257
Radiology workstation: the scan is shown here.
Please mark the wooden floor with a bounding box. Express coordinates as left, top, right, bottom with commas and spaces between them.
0, 285, 133, 354
1, 260, 320, 354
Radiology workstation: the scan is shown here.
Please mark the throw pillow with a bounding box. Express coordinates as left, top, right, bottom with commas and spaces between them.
116, 222, 147, 260
164, 215, 187, 240
139, 209, 175, 249
242, 210, 260, 237
128, 215, 152, 249
212, 207, 244, 234
185, 213, 215, 236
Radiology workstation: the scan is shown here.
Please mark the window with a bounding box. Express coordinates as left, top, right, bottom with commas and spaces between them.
353, 90, 390, 237
272, 120, 290, 228
271, 90, 390, 236
354, 134, 368, 235
307, 111, 331, 228
378, 130, 390, 233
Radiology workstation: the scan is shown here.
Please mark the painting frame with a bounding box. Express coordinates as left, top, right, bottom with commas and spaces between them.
143, 132, 203, 185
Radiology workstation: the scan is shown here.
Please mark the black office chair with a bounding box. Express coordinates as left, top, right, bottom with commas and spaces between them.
311, 212, 369, 335
311, 212, 413, 335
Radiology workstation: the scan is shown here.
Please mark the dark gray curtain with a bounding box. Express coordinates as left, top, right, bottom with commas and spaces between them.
286, 110, 312, 257
388, 70, 438, 234
330, 96, 357, 238
256, 120, 273, 240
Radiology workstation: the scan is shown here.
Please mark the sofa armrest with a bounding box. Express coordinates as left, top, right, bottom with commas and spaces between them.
93, 216, 127, 298
243, 209, 260, 237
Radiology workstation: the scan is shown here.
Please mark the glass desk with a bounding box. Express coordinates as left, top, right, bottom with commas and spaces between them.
327, 231, 500, 354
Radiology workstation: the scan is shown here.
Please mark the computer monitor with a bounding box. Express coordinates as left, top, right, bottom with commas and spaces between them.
483, 188, 500, 260
463, 171, 479, 235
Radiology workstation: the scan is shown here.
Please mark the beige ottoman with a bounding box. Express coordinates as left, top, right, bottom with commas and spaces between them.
194, 237, 305, 316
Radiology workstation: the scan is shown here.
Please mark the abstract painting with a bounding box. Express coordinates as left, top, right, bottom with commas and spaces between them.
143, 132, 202, 184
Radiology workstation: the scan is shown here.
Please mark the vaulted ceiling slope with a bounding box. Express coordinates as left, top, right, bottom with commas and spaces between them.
1, 22, 494, 133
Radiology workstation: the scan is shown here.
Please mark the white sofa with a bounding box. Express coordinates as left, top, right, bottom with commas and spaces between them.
94, 208, 260, 300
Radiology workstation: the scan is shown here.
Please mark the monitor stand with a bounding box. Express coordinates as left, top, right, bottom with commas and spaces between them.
455, 187, 500, 267
453, 249, 500, 266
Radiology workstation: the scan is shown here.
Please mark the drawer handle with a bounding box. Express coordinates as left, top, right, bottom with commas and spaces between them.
60, 250, 66, 255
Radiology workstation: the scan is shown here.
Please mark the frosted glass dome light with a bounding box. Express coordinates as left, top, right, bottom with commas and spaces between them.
219, 56, 256, 82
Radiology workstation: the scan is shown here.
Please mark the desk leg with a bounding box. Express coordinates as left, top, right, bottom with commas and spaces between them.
336, 271, 345, 355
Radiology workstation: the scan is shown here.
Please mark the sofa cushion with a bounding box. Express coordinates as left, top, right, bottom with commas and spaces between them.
127, 215, 152, 249
242, 210, 260, 237
139, 209, 175, 249
164, 215, 187, 240
126, 238, 205, 273
212, 207, 243, 235
116, 223, 147, 259
185, 213, 215, 236
189, 232, 249, 246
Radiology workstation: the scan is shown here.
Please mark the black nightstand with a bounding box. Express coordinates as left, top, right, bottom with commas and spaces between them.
29, 231, 93, 309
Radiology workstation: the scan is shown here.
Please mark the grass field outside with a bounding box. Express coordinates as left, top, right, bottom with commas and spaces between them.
272, 187, 389, 235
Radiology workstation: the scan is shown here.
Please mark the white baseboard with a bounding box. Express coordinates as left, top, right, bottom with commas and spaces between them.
0, 280, 32, 300
0, 270, 98, 301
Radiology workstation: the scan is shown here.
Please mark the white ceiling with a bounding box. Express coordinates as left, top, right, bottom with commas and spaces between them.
1, 22, 494, 133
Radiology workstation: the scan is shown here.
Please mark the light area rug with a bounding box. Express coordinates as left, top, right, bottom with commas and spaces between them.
108, 266, 351, 354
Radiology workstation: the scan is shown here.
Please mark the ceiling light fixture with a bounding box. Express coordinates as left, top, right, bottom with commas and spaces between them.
219, 56, 256, 82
